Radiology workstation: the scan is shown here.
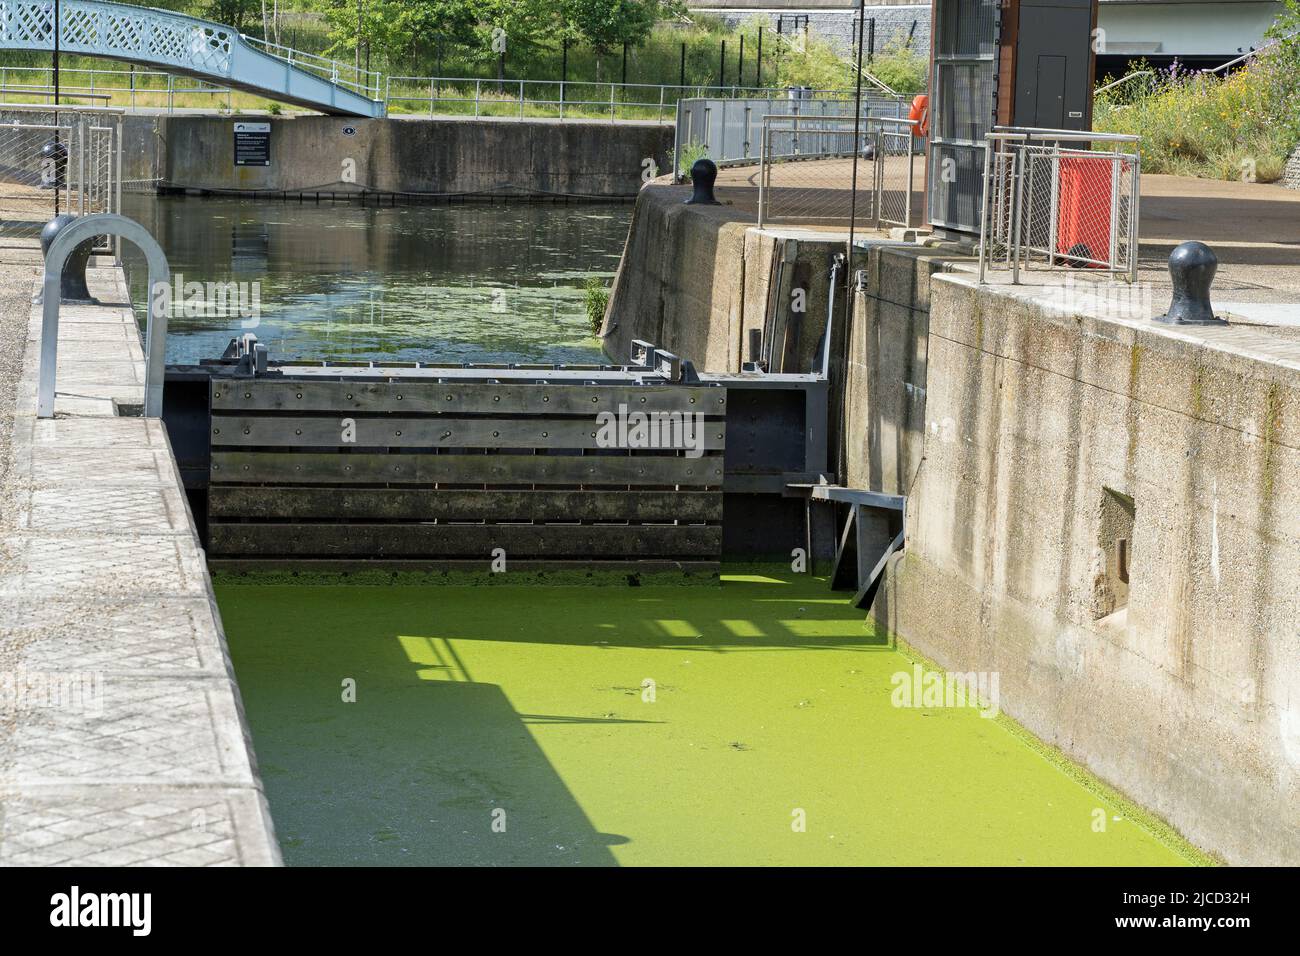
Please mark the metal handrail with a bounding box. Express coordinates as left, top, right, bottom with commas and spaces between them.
1096, 70, 1153, 95
1203, 31, 1297, 74
991, 126, 1140, 144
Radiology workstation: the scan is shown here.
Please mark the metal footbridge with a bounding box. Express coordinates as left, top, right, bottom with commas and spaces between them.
0, 0, 386, 117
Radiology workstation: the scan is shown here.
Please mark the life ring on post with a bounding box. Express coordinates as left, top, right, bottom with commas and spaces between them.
909, 94, 930, 138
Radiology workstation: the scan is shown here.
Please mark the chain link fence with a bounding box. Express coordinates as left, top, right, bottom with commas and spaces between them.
0, 105, 122, 250
757, 115, 921, 230
979, 129, 1141, 283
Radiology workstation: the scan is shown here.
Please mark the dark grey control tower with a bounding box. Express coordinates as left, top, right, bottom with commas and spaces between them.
927, 0, 1098, 238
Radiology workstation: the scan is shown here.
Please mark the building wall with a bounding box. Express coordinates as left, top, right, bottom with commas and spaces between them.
689, 1, 1283, 65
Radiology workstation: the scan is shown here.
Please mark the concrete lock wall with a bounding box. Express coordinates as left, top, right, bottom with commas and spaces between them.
144, 116, 674, 198
604, 183, 1299, 864
602, 185, 839, 373
859, 250, 1300, 866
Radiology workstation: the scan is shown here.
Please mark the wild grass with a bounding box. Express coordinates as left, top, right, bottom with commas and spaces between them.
1094, 43, 1300, 183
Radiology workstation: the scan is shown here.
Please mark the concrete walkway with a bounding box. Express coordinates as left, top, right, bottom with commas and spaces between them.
0, 259, 280, 865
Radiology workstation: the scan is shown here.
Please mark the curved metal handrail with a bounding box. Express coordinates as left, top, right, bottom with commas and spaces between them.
40, 213, 170, 419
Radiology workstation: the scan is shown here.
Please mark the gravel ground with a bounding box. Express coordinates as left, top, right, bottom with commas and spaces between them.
0, 253, 40, 535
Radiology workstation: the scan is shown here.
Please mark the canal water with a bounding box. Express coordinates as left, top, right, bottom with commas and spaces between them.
120, 194, 631, 366
121, 194, 1206, 866
217, 570, 1206, 866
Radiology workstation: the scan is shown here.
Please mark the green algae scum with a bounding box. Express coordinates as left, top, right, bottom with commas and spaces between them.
217, 570, 1209, 867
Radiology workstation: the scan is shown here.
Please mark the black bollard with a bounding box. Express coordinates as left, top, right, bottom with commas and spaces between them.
684, 158, 721, 205
40, 215, 97, 303
1154, 241, 1227, 325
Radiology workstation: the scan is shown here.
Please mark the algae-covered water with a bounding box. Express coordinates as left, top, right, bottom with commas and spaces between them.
218, 571, 1205, 866
120, 194, 630, 366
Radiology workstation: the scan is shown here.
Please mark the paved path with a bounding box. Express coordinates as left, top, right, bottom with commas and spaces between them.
0, 260, 280, 865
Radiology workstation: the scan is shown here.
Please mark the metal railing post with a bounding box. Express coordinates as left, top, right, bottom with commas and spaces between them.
977, 139, 993, 283
1129, 152, 1141, 283
1010, 146, 1027, 284
1108, 151, 1121, 277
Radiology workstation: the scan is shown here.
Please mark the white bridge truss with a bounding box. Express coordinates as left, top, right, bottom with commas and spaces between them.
0, 0, 386, 117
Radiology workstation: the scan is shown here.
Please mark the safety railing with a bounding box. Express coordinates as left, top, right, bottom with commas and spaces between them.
978, 128, 1141, 284
871, 117, 919, 230
0, 104, 123, 250
243, 35, 383, 99
384, 76, 861, 125
0, 66, 245, 112
757, 115, 921, 231
758, 115, 873, 228
674, 93, 903, 176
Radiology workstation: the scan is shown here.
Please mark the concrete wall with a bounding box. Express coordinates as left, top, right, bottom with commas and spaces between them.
602, 183, 841, 374
150, 116, 673, 199
857, 249, 1300, 865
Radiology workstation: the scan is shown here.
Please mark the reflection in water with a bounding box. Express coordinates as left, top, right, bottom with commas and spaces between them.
120, 194, 632, 366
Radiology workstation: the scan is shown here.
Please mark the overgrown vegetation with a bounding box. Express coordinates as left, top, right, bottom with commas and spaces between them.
676, 141, 710, 180
583, 276, 610, 336
1094, 4, 1300, 182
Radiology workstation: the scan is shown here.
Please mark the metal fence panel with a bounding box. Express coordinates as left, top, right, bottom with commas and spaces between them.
978, 129, 1140, 283
0, 107, 121, 249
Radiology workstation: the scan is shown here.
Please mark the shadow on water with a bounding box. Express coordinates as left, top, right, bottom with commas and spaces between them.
234, 607, 630, 866
220, 574, 882, 866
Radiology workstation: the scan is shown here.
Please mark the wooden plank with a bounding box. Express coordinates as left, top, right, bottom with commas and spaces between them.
210, 452, 724, 486
211, 415, 727, 451
209, 487, 722, 522
207, 522, 723, 558
211, 380, 728, 416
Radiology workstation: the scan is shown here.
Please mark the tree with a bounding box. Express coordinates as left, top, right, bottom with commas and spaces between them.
561, 0, 661, 55
205, 0, 262, 33
313, 0, 479, 70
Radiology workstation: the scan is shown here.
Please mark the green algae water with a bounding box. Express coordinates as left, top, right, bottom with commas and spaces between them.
120, 194, 630, 366
217, 571, 1206, 866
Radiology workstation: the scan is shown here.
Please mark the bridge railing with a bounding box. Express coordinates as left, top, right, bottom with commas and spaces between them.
242, 35, 383, 100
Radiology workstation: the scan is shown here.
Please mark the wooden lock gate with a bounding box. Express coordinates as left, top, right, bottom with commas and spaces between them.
199, 355, 728, 572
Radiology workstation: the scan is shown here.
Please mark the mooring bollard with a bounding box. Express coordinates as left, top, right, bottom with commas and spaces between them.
684, 158, 722, 205
40, 215, 96, 303
1154, 240, 1227, 325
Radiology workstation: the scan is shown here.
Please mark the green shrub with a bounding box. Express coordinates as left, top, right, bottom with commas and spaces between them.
676, 141, 710, 180
584, 276, 610, 336
1094, 21, 1300, 183
867, 42, 928, 95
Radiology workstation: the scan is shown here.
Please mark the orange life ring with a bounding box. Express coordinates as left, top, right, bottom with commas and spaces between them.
909, 94, 930, 137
